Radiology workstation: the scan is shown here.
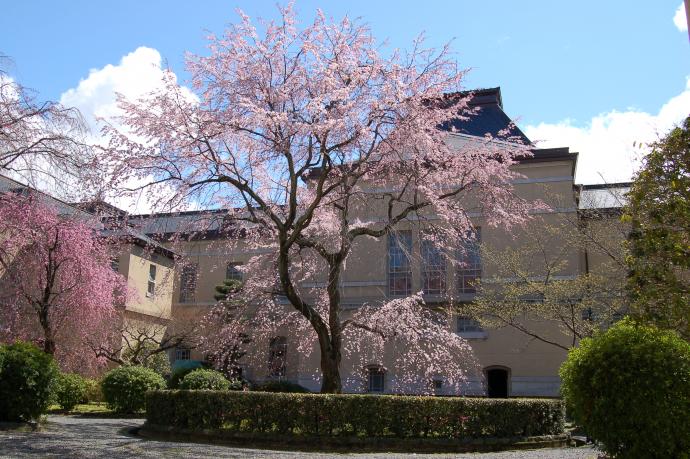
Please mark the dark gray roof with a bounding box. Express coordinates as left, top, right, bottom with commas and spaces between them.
0, 174, 92, 219
123, 209, 231, 237
440, 87, 531, 144
0, 174, 176, 259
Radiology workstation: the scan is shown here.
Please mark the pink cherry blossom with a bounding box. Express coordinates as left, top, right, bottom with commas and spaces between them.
105, 4, 537, 392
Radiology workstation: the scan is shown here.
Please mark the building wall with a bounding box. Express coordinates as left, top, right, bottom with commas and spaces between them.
114, 244, 176, 356
163, 153, 605, 397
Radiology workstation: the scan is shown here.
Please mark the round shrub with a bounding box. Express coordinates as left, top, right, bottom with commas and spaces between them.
83, 378, 103, 403
254, 380, 310, 393
179, 369, 230, 390
0, 341, 59, 422
54, 373, 88, 411
101, 366, 166, 413
560, 319, 690, 458
168, 364, 205, 389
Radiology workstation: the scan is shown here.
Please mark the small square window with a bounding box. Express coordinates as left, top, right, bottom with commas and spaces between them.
175, 348, 191, 361
457, 316, 483, 333
226, 262, 243, 281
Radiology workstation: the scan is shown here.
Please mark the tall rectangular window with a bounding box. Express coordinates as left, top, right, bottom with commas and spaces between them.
457, 228, 481, 294
268, 336, 287, 378
110, 257, 119, 273
147, 264, 156, 298
179, 263, 198, 303
422, 238, 446, 295
388, 231, 412, 296
367, 367, 385, 393
226, 262, 243, 281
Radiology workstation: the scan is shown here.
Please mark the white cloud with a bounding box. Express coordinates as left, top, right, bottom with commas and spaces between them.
674, 2, 688, 32
59, 46, 196, 213
60, 47, 171, 136
525, 78, 690, 185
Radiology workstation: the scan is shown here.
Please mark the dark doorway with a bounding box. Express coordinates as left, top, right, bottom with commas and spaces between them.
486, 368, 509, 398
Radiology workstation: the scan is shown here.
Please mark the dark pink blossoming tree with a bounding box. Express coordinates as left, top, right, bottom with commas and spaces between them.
104, 5, 536, 392
0, 192, 127, 372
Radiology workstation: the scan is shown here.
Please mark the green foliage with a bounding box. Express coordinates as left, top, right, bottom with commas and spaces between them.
179, 369, 231, 390
142, 351, 171, 376
213, 278, 242, 302
146, 391, 564, 439
560, 319, 690, 458
101, 366, 166, 413
626, 116, 690, 339
471, 218, 626, 351
168, 364, 204, 389
0, 341, 59, 422
121, 343, 171, 376
54, 373, 89, 411
83, 378, 104, 403
207, 278, 251, 380
255, 380, 310, 393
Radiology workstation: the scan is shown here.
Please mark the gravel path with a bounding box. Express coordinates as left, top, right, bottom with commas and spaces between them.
0, 415, 598, 458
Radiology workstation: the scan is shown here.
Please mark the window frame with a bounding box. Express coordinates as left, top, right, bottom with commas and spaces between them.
421, 236, 447, 295
175, 347, 191, 361
179, 263, 198, 303
268, 336, 288, 379
387, 230, 413, 296
367, 366, 386, 393
226, 262, 243, 281
457, 228, 482, 294
147, 264, 157, 298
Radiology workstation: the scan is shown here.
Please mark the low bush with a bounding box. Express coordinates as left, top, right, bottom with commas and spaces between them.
146, 391, 564, 439
254, 380, 310, 393
101, 366, 166, 413
180, 369, 230, 391
83, 378, 104, 403
560, 319, 690, 458
168, 364, 204, 389
54, 373, 89, 411
0, 341, 59, 422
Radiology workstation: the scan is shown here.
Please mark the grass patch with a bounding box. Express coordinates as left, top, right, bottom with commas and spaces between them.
47, 402, 142, 418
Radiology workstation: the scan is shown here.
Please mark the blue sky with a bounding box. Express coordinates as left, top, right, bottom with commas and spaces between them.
2, 1, 689, 184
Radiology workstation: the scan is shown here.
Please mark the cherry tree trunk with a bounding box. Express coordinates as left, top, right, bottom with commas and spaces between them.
319, 340, 342, 393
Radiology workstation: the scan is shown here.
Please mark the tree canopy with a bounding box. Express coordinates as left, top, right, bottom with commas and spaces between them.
626, 116, 690, 340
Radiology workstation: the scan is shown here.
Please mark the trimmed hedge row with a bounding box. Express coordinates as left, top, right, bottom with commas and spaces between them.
146, 391, 564, 439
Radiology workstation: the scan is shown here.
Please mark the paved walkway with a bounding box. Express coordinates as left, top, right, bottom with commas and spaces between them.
0, 416, 598, 458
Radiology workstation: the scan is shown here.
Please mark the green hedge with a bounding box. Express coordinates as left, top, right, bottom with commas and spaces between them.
146, 391, 564, 439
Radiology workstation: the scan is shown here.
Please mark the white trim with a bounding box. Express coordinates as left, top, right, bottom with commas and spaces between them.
510, 376, 561, 397
512, 176, 573, 184
483, 274, 578, 284
362, 176, 573, 194
457, 331, 488, 340
301, 280, 386, 288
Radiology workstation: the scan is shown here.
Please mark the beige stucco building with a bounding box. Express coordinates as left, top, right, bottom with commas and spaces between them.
124, 88, 628, 397
0, 88, 629, 396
